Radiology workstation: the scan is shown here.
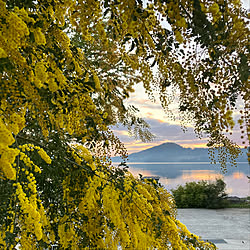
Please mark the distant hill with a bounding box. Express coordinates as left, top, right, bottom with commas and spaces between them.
112, 142, 248, 162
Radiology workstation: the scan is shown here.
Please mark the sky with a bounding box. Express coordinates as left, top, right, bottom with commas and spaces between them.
113, 83, 246, 154
113, 0, 249, 154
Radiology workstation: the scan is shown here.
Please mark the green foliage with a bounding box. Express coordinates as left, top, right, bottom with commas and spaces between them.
171, 179, 228, 209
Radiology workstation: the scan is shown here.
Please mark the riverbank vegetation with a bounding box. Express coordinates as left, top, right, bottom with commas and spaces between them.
172, 179, 228, 209
172, 179, 250, 209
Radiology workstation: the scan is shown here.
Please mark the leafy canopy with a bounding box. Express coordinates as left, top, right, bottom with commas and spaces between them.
0, 0, 249, 249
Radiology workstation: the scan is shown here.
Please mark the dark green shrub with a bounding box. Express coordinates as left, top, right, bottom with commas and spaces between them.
171, 179, 228, 209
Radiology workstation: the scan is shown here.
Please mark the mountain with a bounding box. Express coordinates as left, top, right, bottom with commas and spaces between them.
112, 142, 248, 162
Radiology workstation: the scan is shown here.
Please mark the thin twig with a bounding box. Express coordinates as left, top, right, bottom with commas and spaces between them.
16, 135, 44, 148
179, 2, 192, 20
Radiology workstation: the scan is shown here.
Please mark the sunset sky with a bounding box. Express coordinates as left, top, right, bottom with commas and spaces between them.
113, 82, 246, 154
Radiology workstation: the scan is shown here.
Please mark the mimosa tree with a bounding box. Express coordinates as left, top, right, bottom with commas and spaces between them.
0, 0, 249, 249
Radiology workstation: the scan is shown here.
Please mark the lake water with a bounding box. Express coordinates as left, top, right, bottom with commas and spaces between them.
114, 162, 250, 197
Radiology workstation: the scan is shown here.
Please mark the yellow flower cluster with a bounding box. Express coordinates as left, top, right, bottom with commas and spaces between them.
175, 30, 184, 44
0, 147, 19, 180
136, 183, 153, 201
47, 72, 59, 92
93, 73, 101, 91
34, 61, 48, 89
103, 184, 128, 229
0, 232, 6, 249
71, 145, 96, 170
209, 3, 220, 15
0, 47, 7, 58
209, 3, 222, 23
1, 140, 49, 245
16, 183, 43, 241
78, 176, 101, 215
33, 27, 46, 45
103, 112, 108, 119
0, 118, 15, 146
4, 12, 30, 49
7, 111, 26, 135
0, 118, 19, 180
18, 144, 51, 172
38, 148, 52, 164
164, 1, 187, 43
58, 218, 77, 248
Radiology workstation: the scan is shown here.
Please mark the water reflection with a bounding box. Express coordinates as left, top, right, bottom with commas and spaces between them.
232, 172, 245, 179
181, 170, 223, 181
114, 162, 250, 197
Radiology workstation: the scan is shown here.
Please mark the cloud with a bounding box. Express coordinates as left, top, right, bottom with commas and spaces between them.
115, 82, 247, 154
113, 114, 210, 153
113, 129, 130, 136
145, 118, 204, 141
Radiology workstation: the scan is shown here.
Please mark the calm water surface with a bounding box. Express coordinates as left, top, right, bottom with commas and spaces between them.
114, 162, 250, 197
